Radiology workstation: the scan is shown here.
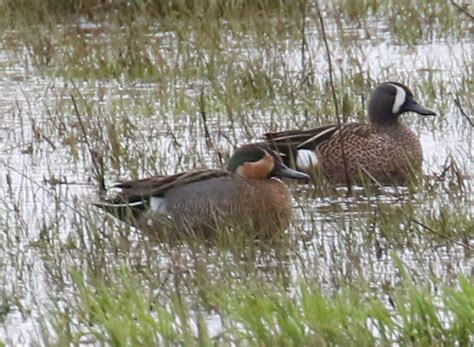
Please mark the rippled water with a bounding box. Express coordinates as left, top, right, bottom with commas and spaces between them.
0, 16, 472, 344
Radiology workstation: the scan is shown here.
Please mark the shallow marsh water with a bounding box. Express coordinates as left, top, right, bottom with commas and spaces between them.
0, 4, 473, 345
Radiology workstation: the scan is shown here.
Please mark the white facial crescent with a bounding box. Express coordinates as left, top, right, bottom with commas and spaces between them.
390, 83, 407, 114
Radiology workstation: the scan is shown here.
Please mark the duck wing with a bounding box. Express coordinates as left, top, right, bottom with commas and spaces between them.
93, 169, 230, 217
264, 124, 339, 152
263, 124, 339, 167
115, 169, 229, 198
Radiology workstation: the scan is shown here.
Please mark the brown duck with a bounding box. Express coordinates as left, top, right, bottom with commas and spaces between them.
264, 82, 437, 185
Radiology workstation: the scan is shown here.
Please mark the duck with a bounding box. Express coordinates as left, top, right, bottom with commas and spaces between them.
264, 82, 437, 185
93, 144, 309, 238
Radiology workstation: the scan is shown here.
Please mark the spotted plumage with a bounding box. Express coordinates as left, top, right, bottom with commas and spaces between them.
93, 144, 308, 238
264, 82, 436, 185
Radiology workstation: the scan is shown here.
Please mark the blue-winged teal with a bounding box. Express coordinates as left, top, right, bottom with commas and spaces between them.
264, 82, 437, 185
93, 144, 309, 237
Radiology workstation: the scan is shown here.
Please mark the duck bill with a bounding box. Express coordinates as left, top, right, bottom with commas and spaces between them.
404, 98, 437, 116
272, 162, 309, 180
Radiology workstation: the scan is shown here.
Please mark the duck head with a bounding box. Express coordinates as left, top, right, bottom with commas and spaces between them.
368, 82, 437, 125
228, 144, 309, 180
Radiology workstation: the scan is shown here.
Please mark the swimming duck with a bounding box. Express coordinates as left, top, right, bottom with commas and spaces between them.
93, 144, 309, 238
264, 82, 437, 184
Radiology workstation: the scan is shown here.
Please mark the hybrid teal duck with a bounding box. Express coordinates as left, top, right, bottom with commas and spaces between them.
93, 144, 309, 237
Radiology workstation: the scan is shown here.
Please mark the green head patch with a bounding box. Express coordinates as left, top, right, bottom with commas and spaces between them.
227, 145, 267, 173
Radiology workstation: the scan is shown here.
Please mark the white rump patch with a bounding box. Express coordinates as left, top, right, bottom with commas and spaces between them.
390, 84, 406, 114
150, 197, 167, 215
296, 149, 318, 169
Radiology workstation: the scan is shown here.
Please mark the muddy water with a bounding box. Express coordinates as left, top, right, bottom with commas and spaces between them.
0, 20, 472, 344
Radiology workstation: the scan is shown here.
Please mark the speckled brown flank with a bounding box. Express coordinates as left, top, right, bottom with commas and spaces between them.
317, 123, 423, 184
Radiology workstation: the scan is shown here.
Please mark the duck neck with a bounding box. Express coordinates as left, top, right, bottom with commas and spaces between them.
369, 110, 401, 129
373, 117, 413, 142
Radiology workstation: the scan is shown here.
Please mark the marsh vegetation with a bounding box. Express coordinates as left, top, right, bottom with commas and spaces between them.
0, 0, 472, 345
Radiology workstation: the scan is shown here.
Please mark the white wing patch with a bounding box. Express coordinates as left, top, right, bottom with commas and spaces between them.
150, 197, 167, 215
390, 84, 406, 114
296, 149, 318, 169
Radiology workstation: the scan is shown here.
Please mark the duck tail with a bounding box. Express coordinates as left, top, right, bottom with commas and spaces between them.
92, 197, 149, 221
